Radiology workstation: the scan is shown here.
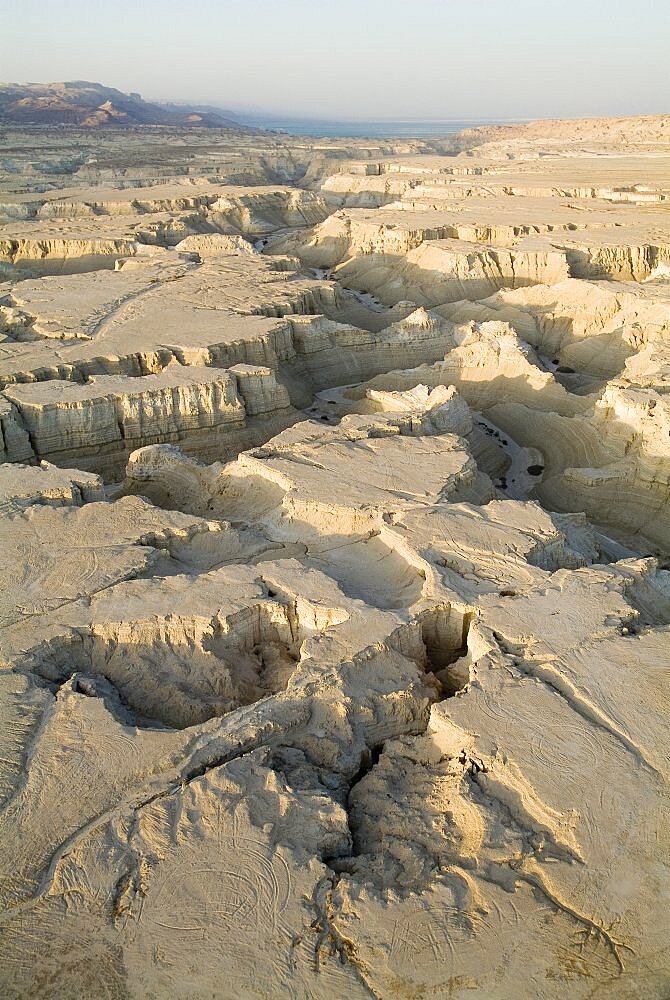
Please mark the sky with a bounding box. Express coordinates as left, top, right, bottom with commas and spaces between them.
1, 0, 669, 121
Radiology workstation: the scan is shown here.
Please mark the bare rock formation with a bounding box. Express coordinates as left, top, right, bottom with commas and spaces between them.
0, 116, 669, 1000
3, 363, 295, 476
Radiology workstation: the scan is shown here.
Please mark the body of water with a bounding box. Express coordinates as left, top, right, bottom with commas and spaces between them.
241, 116, 519, 139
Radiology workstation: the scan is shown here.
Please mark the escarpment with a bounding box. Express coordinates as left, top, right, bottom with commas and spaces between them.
1, 117, 669, 1000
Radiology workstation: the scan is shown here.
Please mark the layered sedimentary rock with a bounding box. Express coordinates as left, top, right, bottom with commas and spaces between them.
1, 116, 670, 1000
0, 185, 329, 278
0, 460, 104, 513
3, 363, 294, 475
437, 278, 670, 377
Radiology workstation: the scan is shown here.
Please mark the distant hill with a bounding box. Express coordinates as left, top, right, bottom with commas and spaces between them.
0, 81, 256, 129
158, 101, 246, 122
439, 115, 670, 152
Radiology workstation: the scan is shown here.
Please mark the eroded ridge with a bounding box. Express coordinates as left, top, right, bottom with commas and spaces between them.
1, 116, 669, 1000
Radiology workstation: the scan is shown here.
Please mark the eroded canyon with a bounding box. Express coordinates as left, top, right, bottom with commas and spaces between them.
1, 117, 669, 999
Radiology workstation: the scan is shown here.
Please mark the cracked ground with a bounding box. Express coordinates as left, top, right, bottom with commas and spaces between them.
1, 117, 669, 999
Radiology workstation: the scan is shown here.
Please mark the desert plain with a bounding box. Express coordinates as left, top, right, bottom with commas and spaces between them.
0, 114, 669, 998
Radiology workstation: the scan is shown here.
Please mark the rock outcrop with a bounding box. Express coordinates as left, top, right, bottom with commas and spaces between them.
1, 116, 669, 1000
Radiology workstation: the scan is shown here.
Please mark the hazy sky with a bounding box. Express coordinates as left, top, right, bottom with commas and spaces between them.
2, 0, 669, 120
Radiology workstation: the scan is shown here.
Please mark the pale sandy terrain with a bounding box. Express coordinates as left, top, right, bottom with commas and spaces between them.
0, 117, 669, 1000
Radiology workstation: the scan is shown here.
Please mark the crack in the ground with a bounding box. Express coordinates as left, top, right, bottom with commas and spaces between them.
493, 631, 665, 780
310, 873, 383, 999
506, 858, 636, 973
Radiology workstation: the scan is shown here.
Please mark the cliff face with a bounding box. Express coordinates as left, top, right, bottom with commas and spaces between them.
0, 186, 331, 278
2, 364, 295, 476
1, 118, 670, 1000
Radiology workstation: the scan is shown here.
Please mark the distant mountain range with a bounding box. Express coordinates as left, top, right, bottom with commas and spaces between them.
0, 81, 256, 129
